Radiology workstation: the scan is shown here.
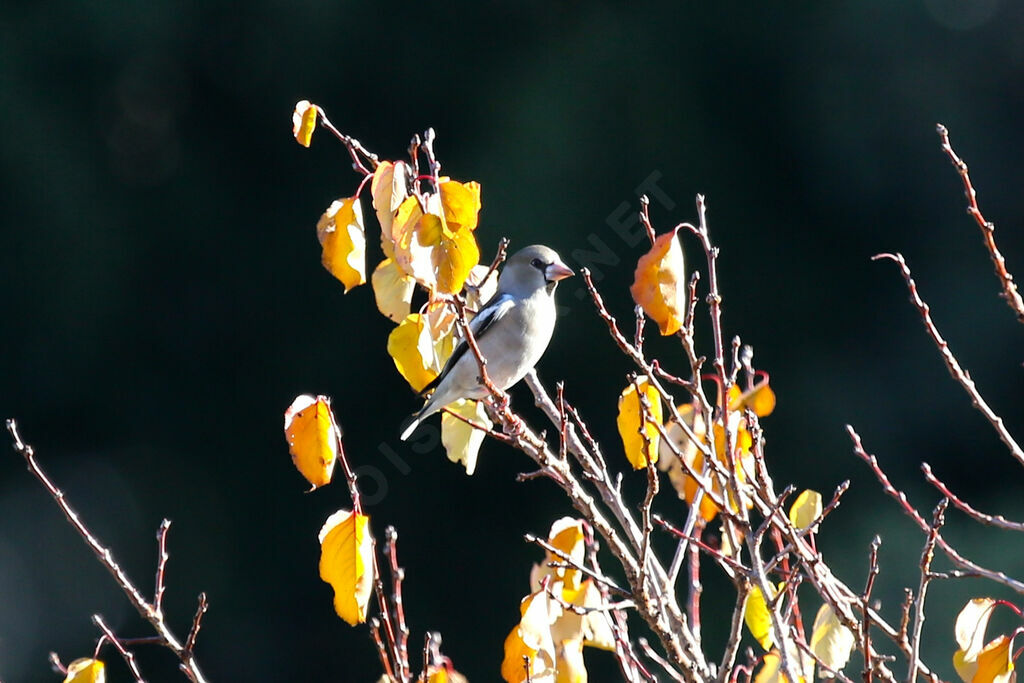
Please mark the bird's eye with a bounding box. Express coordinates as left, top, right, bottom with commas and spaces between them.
530, 258, 544, 269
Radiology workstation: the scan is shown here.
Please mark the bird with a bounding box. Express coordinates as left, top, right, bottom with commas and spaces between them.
400, 244, 574, 441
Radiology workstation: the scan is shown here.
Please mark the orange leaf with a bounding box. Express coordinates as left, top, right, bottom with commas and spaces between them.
616, 377, 662, 469
291, 100, 318, 147
630, 227, 686, 335
317, 197, 366, 292
319, 509, 374, 626
439, 179, 482, 231
284, 394, 338, 490
501, 591, 561, 683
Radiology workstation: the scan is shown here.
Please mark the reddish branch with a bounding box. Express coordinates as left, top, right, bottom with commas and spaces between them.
936, 124, 1024, 322
921, 463, 1024, 532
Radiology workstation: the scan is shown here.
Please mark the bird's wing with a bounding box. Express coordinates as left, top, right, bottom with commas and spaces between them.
419, 293, 516, 396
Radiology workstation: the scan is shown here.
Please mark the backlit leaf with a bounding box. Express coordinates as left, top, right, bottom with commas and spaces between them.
64, 659, 105, 683
956, 598, 998, 658
441, 399, 492, 475
973, 635, 1015, 683
387, 313, 441, 393
316, 197, 366, 292
502, 590, 561, 683
284, 394, 338, 490
616, 377, 662, 469
319, 509, 374, 626
754, 647, 814, 683
729, 380, 777, 417
372, 258, 416, 322
439, 179, 482, 231
810, 603, 855, 676
744, 584, 777, 650
555, 638, 587, 683
292, 100, 318, 147
372, 161, 410, 256
630, 226, 686, 335
788, 490, 822, 530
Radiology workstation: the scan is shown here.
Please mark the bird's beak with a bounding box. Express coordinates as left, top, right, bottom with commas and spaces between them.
545, 261, 575, 282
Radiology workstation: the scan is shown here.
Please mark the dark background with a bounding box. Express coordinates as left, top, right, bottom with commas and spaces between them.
3, 1, 1024, 681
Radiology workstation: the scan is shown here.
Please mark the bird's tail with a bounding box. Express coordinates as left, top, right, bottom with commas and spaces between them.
399, 411, 424, 441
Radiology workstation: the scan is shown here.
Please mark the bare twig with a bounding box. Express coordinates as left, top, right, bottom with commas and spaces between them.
639, 638, 687, 682
872, 253, 1024, 467
935, 124, 1024, 322
861, 536, 881, 683
906, 500, 947, 683
315, 108, 380, 176
5, 419, 208, 683
921, 463, 1024, 531
93, 615, 146, 683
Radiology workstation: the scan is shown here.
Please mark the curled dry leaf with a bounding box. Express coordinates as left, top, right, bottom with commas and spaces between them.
283, 394, 338, 490
317, 197, 366, 292
441, 399, 492, 475
788, 490, 822, 531
372, 258, 416, 322
64, 659, 105, 683
616, 376, 662, 469
630, 226, 686, 336
291, 100, 318, 147
319, 508, 375, 626
810, 603, 855, 676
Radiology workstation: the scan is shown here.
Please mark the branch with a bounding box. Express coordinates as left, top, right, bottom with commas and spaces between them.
872, 252, 1024, 467
935, 124, 1024, 322
921, 463, 1024, 531
5, 419, 208, 683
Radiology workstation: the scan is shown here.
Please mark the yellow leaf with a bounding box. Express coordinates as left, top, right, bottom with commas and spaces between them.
630, 227, 686, 336
729, 380, 777, 417
956, 598, 999, 659
754, 646, 814, 683
387, 313, 441, 393
317, 197, 366, 292
441, 399, 492, 475
439, 179, 482, 231
616, 377, 662, 469
974, 635, 1015, 683
318, 509, 375, 626
372, 258, 416, 322
502, 591, 561, 683
555, 638, 587, 683
545, 518, 586, 594
810, 603, 855, 676
291, 100, 318, 147
788, 490, 822, 530
372, 161, 411, 256
434, 223, 480, 295
64, 659, 105, 683
744, 584, 776, 650
578, 580, 615, 651
284, 394, 338, 490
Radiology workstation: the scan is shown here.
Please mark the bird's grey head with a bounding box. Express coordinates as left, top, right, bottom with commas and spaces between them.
498, 245, 575, 297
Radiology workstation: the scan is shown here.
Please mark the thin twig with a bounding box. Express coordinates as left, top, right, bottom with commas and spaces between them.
5, 420, 208, 683
861, 536, 881, 683
872, 253, 1024, 467
639, 638, 687, 682
935, 124, 1024, 322
907, 500, 947, 683
921, 463, 1024, 531
93, 615, 146, 683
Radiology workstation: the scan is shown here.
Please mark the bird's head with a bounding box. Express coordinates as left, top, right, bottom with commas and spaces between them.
499, 245, 574, 297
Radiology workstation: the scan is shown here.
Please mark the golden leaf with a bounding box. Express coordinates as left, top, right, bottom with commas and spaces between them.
434, 222, 480, 295
810, 603, 855, 676
630, 227, 686, 336
788, 490, 822, 530
317, 197, 366, 292
387, 313, 441, 393
555, 638, 587, 683
439, 179, 482, 231
754, 648, 814, 683
729, 381, 777, 417
956, 598, 999, 659
973, 635, 1015, 683
283, 394, 338, 490
744, 584, 777, 650
372, 161, 411, 257
391, 197, 480, 295
64, 659, 105, 683
502, 591, 561, 683
319, 509, 374, 626
291, 100, 318, 147
616, 377, 662, 469
441, 399, 492, 475
372, 258, 416, 323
